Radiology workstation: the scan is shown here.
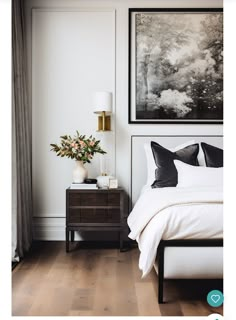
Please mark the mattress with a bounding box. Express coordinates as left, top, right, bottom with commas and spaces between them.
154, 247, 223, 279
127, 186, 223, 277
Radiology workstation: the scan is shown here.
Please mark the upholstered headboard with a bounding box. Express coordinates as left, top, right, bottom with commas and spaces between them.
131, 135, 223, 206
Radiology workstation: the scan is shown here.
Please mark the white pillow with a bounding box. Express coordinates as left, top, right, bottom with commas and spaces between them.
174, 160, 223, 188
144, 140, 196, 186
198, 144, 206, 166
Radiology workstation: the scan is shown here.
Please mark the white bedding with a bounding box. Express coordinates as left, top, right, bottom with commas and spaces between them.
127, 186, 223, 277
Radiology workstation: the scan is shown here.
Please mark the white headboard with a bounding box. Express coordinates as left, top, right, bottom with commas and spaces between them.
131, 135, 223, 206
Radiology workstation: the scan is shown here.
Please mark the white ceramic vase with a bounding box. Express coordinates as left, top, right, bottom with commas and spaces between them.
73, 161, 88, 183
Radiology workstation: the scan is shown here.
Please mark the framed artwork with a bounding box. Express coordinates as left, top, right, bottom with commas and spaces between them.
128, 8, 223, 124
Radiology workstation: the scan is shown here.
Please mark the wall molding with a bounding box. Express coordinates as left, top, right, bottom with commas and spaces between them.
33, 217, 65, 240
31, 8, 116, 230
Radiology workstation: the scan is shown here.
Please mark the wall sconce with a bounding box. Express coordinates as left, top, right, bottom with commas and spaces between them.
93, 91, 112, 131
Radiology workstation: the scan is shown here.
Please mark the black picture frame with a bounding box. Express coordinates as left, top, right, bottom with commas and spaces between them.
128, 8, 223, 124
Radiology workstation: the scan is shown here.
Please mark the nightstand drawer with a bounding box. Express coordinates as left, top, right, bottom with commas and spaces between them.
80, 209, 106, 223
69, 193, 81, 206
68, 208, 120, 223
68, 208, 81, 223
69, 192, 108, 207
107, 209, 120, 223
80, 193, 107, 206
108, 193, 120, 206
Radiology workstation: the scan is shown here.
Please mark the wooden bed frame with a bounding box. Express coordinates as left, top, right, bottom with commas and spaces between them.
156, 239, 223, 303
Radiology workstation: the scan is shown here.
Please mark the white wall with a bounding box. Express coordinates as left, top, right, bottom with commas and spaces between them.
25, 0, 223, 240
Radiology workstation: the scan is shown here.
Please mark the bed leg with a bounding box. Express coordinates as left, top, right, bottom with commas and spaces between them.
158, 275, 164, 303
158, 243, 164, 304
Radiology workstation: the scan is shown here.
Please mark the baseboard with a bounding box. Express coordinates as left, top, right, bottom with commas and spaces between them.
33, 217, 120, 241
33, 217, 65, 240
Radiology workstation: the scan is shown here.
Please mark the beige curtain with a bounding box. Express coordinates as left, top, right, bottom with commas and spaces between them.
12, 0, 32, 260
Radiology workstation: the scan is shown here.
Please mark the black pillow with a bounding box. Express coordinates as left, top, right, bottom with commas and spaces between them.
201, 142, 223, 167
151, 142, 199, 188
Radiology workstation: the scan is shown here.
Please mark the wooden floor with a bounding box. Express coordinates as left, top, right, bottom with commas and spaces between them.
12, 241, 223, 316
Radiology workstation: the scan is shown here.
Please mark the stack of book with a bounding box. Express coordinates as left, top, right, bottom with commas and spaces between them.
70, 183, 98, 189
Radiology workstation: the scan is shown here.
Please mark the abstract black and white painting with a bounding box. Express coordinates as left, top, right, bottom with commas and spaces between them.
129, 8, 223, 123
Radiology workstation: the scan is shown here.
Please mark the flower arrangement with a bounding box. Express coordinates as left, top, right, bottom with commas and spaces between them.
50, 131, 106, 163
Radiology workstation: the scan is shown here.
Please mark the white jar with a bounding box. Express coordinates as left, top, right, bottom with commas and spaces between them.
96, 175, 114, 189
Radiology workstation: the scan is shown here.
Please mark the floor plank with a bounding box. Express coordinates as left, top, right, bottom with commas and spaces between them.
114, 251, 138, 316
12, 241, 223, 316
135, 282, 161, 316
92, 255, 117, 315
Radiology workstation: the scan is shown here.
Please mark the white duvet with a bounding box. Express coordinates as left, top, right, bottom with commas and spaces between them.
127, 186, 223, 277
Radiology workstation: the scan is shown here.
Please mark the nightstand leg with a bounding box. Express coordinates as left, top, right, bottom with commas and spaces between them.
66, 228, 69, 252
119, 230, 124, 252
71, 230, 75, 242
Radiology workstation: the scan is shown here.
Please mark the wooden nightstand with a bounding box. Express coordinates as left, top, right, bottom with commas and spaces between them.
66, 187, 126, 252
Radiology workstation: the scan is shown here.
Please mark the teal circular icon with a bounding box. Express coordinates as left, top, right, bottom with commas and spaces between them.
207, 290, 224, 307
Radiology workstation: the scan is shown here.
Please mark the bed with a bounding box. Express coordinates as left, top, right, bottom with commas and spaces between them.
128, 135, 223, 303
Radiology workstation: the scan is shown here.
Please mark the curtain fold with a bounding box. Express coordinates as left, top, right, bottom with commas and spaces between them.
12, 0, 32, 261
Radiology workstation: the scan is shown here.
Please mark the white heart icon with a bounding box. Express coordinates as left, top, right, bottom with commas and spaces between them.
211, 295, 220, 303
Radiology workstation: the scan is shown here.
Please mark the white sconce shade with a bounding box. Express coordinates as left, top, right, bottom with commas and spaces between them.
93, 91, 112, 114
